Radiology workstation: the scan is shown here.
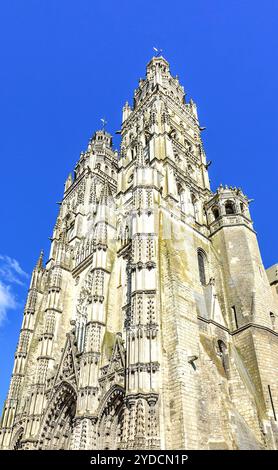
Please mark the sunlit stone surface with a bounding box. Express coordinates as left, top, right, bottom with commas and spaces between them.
1, 56, 278, 450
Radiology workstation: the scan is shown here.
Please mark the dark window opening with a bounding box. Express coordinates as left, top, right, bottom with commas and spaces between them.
225, 201, 235, 215
231, 306, 238, 329
212, 206, 220, 220
217, 340, 229, 374
268, 385, 277, 421
197, 250, 206, 285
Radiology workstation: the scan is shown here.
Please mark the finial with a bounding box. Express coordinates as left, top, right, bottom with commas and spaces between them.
64, 172, 73, 192
66, 172, 72, 183
153, 46, 163, 57
100, 117, 107, 131
36, 250, 44, 270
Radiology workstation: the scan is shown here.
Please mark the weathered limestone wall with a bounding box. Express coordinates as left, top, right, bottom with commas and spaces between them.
159, 212, 201, 449
210, 226, 274, 328
1, 56, 277, 451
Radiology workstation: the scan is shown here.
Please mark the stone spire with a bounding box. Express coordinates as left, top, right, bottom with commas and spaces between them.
35, 249, 44, 270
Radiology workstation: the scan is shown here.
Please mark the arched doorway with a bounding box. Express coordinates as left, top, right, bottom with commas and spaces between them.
38, 381, 77, 450
11, 427, 24, 450
97, 386, 125, 450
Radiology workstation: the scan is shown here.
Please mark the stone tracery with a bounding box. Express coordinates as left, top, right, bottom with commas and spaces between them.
1, 54, 277, 452
38, 382, 77, 450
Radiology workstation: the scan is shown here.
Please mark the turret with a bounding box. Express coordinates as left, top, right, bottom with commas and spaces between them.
205, 185, 252, 234
89, 129, 113, 151
206, 185, 273, 330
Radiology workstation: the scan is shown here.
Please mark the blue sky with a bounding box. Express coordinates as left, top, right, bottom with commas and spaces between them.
0, 0, 277, 411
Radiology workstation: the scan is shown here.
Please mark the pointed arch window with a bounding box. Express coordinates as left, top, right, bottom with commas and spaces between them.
177, 183, 185, 212
191, 193, 198, 221
217, 340, 229, 375
212, 206, 220, 220
197, 249, 207, 285
225, 201, 235, 215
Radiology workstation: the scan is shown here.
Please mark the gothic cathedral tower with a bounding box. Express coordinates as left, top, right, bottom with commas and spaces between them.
1, 56, 278, 450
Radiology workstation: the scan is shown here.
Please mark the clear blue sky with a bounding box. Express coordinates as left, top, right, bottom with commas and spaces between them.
0, 0, 277, 411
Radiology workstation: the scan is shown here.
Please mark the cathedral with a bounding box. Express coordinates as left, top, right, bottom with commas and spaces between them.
1, 55, 278, 451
